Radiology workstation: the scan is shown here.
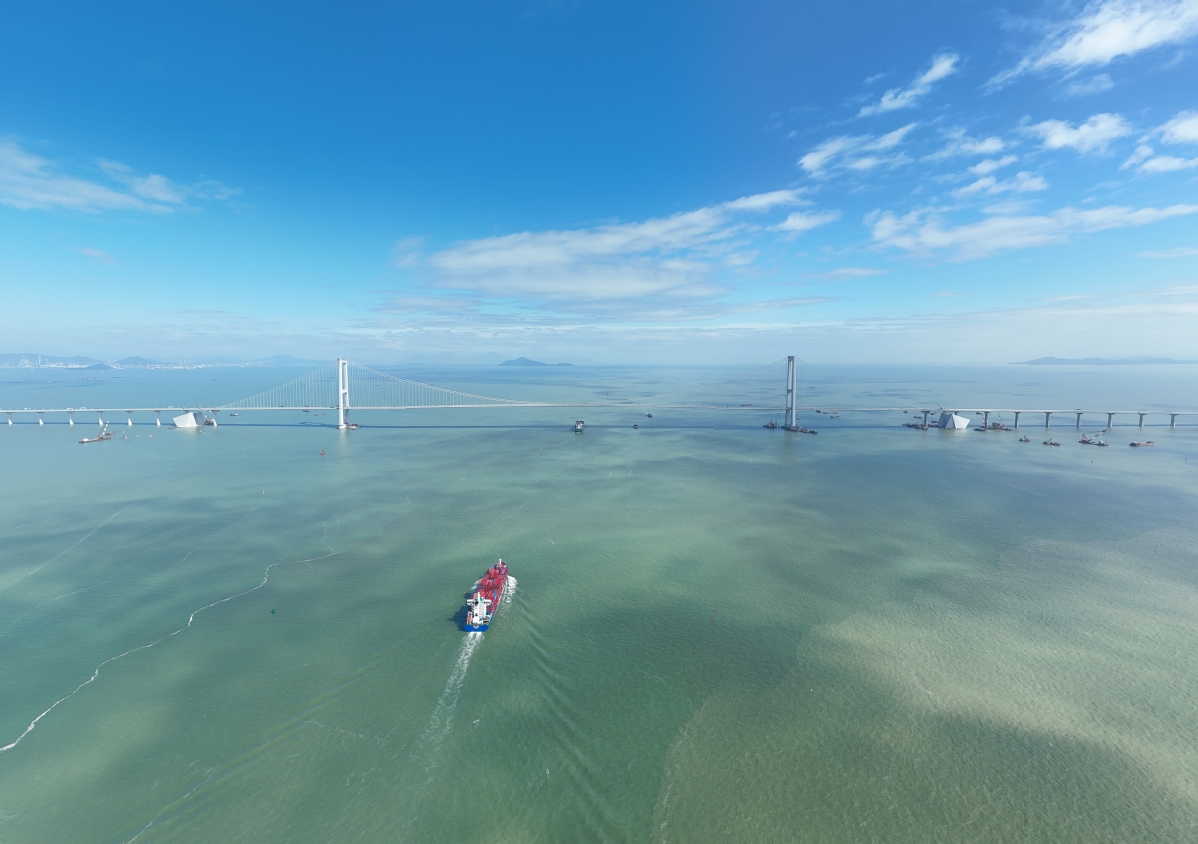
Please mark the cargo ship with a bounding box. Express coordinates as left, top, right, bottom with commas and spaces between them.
463, 559, 510, 632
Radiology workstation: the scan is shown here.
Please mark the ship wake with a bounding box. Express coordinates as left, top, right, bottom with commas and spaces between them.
419, 632, 482, 752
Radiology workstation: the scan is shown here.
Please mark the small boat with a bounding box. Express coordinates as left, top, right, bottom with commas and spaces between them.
1080, 433, 1108, 446
230, 413, 239, 417
319, 449, 326, 455
633, 424, 639, 429
646, 413, 652, 418
574, 420, 585, 433
1043, 439, 1060, 446
763, 420, 777, 429
800, 427, 817, 435
1019, 436, 1030, 442
1130, 441, 1155, 447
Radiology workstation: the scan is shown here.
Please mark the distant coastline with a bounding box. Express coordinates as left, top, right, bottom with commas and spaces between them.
1011, 357, 1198, 366
0, 353, 327, 370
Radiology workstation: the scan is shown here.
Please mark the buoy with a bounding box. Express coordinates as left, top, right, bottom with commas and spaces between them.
320, 450, 325, 455
271, 609, 276, 613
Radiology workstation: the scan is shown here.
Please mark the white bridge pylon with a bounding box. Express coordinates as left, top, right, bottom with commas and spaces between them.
218, 357, 795, 429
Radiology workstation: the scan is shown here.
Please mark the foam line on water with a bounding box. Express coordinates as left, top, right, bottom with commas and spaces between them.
419, 632, 482, 752
0, 503, 407, 755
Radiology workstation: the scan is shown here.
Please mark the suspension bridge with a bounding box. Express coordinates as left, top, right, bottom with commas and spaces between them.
2, 356, 1194, 429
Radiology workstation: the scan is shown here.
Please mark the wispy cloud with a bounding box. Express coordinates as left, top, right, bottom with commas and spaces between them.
0, 139, 236, 213
953, 171, 1049, 198
991, 0, 1198, 87
407, 190, 831, 319
769, 210, 840, 236
1024, 113, 1132, 153
870, 202, 1198, 260
859, 53, 959, 117
1138, 246, 1198, 257
924, 128, 1005, 161
799, 124, 917, 176
1160, 109, 1198, 143
812, 267, 889, 280
968, 155, 1019, 175
1122, 109, 1198, 172
1062, 73, 1115, 96
77, 246, 116, 264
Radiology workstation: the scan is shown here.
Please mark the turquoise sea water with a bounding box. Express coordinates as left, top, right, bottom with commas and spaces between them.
2, 365, 1197, 842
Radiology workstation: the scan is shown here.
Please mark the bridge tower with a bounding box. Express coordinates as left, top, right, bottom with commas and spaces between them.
337, 358, 351, 429
783, 355, 798, 431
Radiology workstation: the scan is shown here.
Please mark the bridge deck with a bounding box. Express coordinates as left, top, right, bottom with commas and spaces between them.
3, 405, 1195, 415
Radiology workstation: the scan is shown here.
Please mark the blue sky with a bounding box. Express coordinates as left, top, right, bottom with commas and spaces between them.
2, 0, 1197, 364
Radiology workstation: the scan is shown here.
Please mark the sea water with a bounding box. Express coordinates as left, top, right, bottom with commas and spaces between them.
1, 365, 1197, 843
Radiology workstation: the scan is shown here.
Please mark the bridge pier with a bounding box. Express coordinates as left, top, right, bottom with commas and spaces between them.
1107, 412, 1114, 428
155, 411, 161, 426
210, 410, 218, 427
1013, 411, 1020, 429
38, 412, 44, 425
126, 411, 133, 426
7, 412, 12, 425
923, 410, 930, 427
97, 411, 104, 426
68, 411, 74, 425
1075, 411, 1082, 428
1044, 412, 1051, 428
1138, 413, 1146, 428
983, 411, 990, 428
783, 356, 798, 431
337, 358, 350, 430
1171, 413, 1177, 428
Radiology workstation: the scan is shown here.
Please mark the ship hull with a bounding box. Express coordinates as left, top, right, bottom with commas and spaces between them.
462, 575, 509, 632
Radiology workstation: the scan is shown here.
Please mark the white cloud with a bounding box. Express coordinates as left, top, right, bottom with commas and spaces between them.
1139, 154, 1198, 171
992, 0, 1198, 86
799, 124, 917, 176
1024, 113, 1132, 153
953, 171, 1049, 197
923, 128, 1005, 161
1123, 113, 1198, 170
1139, 246, 1198, 257
419, 190, 822, 306
769, 210, 841, 235
969, 155, 1019, 175
0, 139, 232, 213
859, 53, 959, 116
1123, 143, 1157, 168
723, 189, 809, 210
870, 202, 1198, 260
1160, 109, 1198, 143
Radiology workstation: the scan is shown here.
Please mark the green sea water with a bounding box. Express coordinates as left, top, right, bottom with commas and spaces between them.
2, 366, 1197, 843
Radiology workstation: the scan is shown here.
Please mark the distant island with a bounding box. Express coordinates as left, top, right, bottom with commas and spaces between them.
1012, 357, 1198, 366
499, 357, 574, 367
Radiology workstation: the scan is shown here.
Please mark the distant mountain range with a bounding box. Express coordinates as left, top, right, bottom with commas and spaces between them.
499, 357, 574, 367
1012, 357, 1198, 366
